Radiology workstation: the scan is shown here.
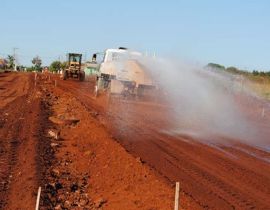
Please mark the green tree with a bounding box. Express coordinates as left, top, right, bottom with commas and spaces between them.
226, 66, 238, 73
61, 61, 68, 70
259, 71, 266, 77
252, 70, 259, 76
7, 55, 15, 69
26, 66, 35, 72
206, 63, 226, 70
32, 56, 42, 71
225, 66, 248, 75
50, 61, 62, 72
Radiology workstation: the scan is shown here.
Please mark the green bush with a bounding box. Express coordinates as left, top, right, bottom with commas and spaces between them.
26, 67, 35, 72
206, 63, 225, 70
50, 61, 62, 72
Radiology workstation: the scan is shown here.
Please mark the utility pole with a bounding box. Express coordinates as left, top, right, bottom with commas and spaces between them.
13, 47, 18, 71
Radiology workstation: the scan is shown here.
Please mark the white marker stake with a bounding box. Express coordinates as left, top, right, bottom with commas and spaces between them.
261, 107, 265, 118
174, 182, 180, 210
35, 187, 41, 210
94, 85, 98, 98
34, 73, 37, 87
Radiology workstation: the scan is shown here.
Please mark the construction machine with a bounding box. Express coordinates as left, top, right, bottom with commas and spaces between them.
92, 48, 156, 98
63, 53, 85, 81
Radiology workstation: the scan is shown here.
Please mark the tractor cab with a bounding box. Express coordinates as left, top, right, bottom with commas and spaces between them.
68, 53, 81, 71
63, 53, 85, 81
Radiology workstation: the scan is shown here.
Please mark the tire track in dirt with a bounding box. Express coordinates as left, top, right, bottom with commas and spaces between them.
109, 112, 269, 209
0, 73, 51, 209
97, 95, 270, 209
0, 74, 33, 208
149, 139, 263, 209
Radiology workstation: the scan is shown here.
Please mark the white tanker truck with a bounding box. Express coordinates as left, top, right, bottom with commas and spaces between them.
91, 47, 156, 98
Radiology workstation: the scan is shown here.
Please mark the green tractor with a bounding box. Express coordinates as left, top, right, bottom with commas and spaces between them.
63, 53, 85, 81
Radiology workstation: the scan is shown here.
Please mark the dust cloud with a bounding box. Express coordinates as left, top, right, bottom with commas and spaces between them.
138, 56, 261, 146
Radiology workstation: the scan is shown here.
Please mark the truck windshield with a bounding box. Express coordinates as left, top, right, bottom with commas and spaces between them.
70, 55, 80, 62
111, 52, 128, 61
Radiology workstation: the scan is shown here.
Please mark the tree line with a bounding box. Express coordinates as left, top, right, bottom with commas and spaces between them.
206, 63, 270, 77
0, 55, 67, 72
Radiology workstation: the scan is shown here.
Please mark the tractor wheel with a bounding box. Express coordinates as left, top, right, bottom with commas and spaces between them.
63, 70, 67, 80
79, 71, 85, 81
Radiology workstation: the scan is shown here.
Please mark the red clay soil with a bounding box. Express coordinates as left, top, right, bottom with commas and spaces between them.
55, 76, 270, 210
40, 84, 198, 210
0, 72, 199, 210
1, 72, 269, 210
0, 73, 200, 210
0, 72, 42, 209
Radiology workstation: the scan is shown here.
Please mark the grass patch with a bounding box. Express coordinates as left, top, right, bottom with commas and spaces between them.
206, 63, 270, 100
248, 80, 270, 100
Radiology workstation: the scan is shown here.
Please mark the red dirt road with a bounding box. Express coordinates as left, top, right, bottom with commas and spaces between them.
0, 72, 42, 209
1, 72, 198, 209
1, 72, 269, 209
55, 77, 270, 210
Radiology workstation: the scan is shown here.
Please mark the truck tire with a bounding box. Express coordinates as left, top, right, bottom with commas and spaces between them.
63, 70, 67, 80
79, 71, 85, 81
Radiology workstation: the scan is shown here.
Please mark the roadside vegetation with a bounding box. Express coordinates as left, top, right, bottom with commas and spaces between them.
49, 61, 67, 73
207, 63, 270, 100
0, 54, 68, 73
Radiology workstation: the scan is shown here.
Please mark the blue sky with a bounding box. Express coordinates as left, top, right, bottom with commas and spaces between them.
1, 0, 269, 70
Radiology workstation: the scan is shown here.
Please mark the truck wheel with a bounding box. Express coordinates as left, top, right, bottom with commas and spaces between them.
63, 70, 67, 80
79, 72, 85, 81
